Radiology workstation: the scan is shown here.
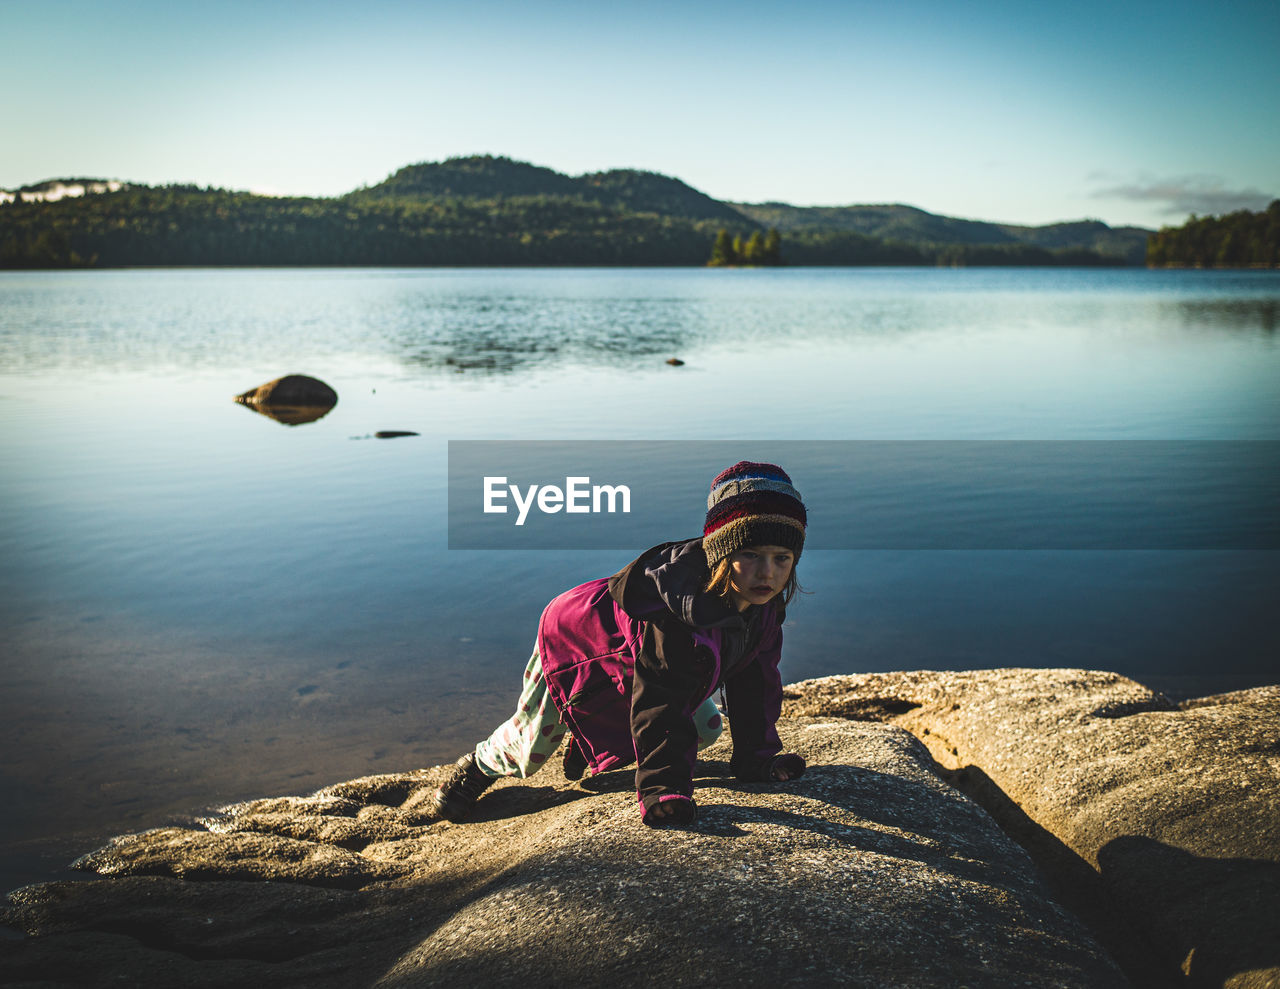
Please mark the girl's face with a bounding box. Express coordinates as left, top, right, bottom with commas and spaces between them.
728, 545, 795, 612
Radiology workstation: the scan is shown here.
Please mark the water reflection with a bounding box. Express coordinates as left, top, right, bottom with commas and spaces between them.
5, 268, 1278, 377
393, 306, 690, 374
1174, 297, 1278, 333
234, 401, 335, 425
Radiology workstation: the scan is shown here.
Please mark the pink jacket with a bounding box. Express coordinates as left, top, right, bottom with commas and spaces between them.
536, 539, 787, 816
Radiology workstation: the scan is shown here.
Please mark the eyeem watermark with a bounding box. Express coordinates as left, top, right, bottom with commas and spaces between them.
449, 440, 1280, 549
483, 476, 632, 526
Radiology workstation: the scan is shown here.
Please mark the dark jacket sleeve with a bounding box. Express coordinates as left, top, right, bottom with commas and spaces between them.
630, 619, 713, 812
724, 618, 786, 781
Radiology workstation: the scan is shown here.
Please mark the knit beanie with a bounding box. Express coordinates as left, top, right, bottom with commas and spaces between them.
702, 462, 807, 569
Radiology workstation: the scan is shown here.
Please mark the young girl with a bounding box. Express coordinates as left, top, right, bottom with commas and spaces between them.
434, 461, 808, 827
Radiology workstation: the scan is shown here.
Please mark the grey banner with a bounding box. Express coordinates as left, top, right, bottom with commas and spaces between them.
447, 440, 1280, 550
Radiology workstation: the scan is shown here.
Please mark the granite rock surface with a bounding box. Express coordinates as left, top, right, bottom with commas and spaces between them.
3, 704, 1126, 987
784, 669, 1280, 989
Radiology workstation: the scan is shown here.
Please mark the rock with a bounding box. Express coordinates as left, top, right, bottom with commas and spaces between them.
70, 827, 409, 889
374, 430, 419, 439
1, 718, 1124, 987
235, 374, 338, 408
665, 357, 685, 366
785, 670, 1280, 988
234, 374, 338, 426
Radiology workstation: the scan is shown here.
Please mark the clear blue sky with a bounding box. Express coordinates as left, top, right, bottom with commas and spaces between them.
4, 0, 1277, 228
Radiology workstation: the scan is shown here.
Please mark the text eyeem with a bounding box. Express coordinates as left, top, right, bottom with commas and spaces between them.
483, 476, 632, 526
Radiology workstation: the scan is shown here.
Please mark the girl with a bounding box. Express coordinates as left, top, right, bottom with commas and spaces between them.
433, 461, 808, 827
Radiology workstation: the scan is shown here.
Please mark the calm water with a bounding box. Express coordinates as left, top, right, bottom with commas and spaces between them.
2, 266, 1278, 895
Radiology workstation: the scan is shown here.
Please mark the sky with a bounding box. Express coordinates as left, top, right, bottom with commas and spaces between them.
2, 0, 1277, 229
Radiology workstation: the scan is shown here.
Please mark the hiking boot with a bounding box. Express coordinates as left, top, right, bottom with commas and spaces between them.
433, 753, 496, 822
563, 735, 587, 781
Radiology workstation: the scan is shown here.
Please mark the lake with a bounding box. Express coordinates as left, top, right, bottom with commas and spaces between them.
1, 266, 1277, 895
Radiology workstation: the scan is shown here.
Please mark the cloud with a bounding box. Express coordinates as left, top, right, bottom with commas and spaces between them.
1092, 174, 1276, 217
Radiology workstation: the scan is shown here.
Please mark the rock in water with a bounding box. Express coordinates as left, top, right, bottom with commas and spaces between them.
236, 375, 338, 407
234, 375, 338, 426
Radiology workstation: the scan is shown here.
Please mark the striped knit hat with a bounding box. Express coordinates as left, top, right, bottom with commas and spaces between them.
703, 461, 807, 569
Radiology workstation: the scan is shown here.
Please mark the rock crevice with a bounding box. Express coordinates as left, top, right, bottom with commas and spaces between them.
784, 669, 1280, 989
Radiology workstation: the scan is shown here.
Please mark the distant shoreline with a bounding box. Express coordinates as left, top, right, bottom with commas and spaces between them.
8, 261, 1280, 272
0, 156, 1154, 269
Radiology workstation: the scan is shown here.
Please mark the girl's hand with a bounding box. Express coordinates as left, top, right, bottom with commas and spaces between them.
642, 794, 697, 827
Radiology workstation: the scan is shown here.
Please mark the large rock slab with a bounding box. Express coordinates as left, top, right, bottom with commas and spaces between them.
2, 719, 1124, 987
785, 670, 1280, 989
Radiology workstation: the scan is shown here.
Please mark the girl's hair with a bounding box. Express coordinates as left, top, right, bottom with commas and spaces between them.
706, 551, 802, 609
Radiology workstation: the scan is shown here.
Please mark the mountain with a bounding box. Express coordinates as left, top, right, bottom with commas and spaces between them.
730, 202, 1151, 264
355, 156, 583, 201
1, 156, 1154, 268
355, 155, 747, 224
995, 220, 1154, 266
580, 168, 748, 225
354, 157, 1149, 261
728, 202, 1012, 243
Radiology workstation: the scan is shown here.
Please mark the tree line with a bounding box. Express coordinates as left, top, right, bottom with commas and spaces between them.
0, 187, 728, 268
711, 228, 1129, 267
773, 231, 1124, 267
708, 228, 782, 266
1147, 200, 1280, 267
0, 185, 1133, 269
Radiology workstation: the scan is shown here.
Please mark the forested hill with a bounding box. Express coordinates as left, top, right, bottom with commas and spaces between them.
731, 202, 1152, 265
2, 154, 1153, 268
356, 156, 584, 201
354, 157, 748, 225
1146, 200, 1280, 267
